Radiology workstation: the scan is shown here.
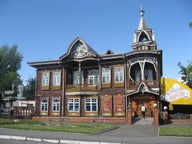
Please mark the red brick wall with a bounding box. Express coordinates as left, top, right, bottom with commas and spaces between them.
33, 116, 126, 123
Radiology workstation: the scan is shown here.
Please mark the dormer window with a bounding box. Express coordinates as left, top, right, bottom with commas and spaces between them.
139, 32, 149, 42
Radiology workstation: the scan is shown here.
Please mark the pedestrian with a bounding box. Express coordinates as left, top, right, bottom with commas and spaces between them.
141, 104, 146, 119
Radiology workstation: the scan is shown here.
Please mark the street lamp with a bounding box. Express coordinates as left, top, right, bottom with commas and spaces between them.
163, 106, 168, 112
153, 103, 157, 109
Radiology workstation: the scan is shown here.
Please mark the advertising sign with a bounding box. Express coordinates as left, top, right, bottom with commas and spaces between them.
161, 78, 192, 105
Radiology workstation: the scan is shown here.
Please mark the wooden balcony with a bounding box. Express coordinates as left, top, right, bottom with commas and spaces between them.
66, 84, 99, 92
128, 80, 159, 91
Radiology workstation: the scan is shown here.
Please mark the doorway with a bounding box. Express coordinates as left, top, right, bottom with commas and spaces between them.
131, 100, 154, 117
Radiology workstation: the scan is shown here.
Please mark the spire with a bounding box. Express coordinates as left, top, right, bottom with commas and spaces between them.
139, 5, 144, 17
138, 5, 148, 30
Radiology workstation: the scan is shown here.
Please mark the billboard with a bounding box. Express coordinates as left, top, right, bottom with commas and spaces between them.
161, 78, 192, 105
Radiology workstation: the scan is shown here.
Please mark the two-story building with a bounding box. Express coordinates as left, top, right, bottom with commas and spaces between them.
28, 8, 162, 124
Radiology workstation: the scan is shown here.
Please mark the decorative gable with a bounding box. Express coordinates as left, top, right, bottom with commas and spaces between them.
71, 40, 88, 58
59, 37, 99, 61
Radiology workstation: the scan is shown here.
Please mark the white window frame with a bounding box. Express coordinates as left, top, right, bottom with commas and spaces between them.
41, 98, 48, 112
102, 68, 111, 83
144, 69, 153, 81
52, 71, 61, 86
73, 70, 84, 85
52, 97, 60, 112
42, 72, 50, 86
88, 70, 98, 85
114, 67, 124, 82
68, 98, 80, 112
135, 69, 141, 81
85, 98, 97, 112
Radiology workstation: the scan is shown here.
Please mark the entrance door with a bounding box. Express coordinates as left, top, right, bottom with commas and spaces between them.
131, 100, 153, 117
137, 100, 151, 117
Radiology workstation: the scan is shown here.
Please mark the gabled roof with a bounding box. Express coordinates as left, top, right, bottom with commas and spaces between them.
59, 37, 99, 61
105, 49, 115, 55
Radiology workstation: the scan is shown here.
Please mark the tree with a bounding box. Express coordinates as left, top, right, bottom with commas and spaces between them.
0, 45, 23, 91
23, 77, 36, 100
178, 60, 192, 88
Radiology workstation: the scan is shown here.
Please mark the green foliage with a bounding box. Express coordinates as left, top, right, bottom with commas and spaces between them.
0, 45, 23, 90
23, 77, 36, 100
178, 60, 192, 88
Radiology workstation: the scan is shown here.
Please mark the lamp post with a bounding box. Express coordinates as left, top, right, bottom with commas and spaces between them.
163, 106, 168, 112
153, 103, 157, 109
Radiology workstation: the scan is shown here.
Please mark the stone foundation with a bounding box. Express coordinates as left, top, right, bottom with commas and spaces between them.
32, 116, 126, 123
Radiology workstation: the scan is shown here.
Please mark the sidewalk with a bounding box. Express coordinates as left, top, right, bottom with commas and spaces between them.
0, 125, 192, 144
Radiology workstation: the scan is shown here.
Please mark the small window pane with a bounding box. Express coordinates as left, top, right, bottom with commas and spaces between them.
115, 67, 124, 82
42, 72, 49, 86
68, 98, 80, 112
53, 72, 61, 86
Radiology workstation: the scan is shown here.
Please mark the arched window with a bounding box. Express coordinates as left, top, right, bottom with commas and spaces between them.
130, 63, 141, 82
144, 63, 156, 81
139, 32, 149, 42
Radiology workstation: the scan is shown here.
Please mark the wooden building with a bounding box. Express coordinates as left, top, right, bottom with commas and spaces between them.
28, 8, 162, 124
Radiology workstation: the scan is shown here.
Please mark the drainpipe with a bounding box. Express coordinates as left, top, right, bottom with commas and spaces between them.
78, 61, 81, 89
34, 71, 37, 117
124, 54, 128, 124
62, 66, 65, 117
98, 57, 102, 90
124, 55, 127, 109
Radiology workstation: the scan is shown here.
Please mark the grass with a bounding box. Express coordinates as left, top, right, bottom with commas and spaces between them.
159, 125, 192, 137
1, 119, 192, 136
0, 118, 118, 134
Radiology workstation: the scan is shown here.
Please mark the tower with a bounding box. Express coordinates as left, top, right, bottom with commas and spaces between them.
132, 5, 156, 51
126, 6, 162, 118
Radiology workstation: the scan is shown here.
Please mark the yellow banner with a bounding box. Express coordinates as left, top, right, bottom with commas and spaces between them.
161, 78, 192, 105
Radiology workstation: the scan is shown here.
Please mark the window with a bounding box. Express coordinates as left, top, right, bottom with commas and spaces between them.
52, 98, 60, 112
144, 69, 153, 81
85, 98, 97, 112
88, 70, 98, 85
68, 98, 80, 112
52, 71, 61, 86
102, 68, 111, 83
135, 70, 141, 81
115, 67, 124, 82
73, 70, 84, 85
41, 98, 48, 111
42, 72, 50, 86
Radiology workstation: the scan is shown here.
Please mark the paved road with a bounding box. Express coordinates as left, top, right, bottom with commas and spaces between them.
0, 139, 50, 144
0, 125, 192, 144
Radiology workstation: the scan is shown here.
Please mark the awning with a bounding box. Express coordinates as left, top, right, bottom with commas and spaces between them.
161, 78, 192, 110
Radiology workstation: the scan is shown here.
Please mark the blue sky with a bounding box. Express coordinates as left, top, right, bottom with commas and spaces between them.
0, 0, 191, 85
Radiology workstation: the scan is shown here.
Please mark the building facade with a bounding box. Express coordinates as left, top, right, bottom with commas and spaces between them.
29, 8, 162, 123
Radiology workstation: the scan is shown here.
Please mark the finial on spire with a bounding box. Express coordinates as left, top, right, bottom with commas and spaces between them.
139, 5, 145, 17
138, 4, 148, 30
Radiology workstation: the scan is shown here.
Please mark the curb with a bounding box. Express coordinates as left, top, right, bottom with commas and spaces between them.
0, 134, 122, 144
26, 137, 42, 142
11, 135, 26, 141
